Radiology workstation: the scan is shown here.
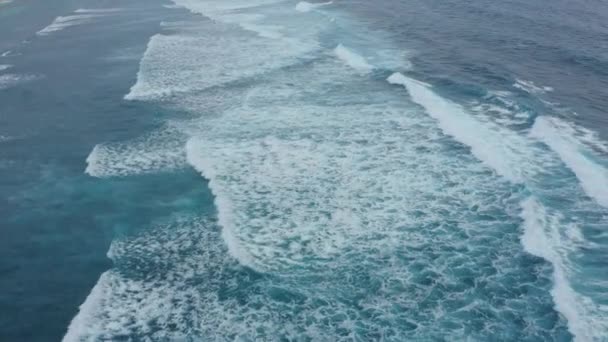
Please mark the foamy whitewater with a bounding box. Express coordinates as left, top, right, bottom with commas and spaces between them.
36, 9, 122, 36
65, 0, 608, 341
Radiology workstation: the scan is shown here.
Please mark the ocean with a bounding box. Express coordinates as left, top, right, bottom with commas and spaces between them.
1, 0, 607, 341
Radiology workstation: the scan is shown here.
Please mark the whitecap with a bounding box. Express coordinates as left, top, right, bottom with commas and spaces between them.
295, 1, 332, 13
388, 72, 540, 183
514, 78, 553, 94
334, 44, 374, 73
37, 14, 102, 36
531, 116, 608, 208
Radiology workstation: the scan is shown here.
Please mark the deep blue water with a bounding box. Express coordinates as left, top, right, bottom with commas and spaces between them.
1, 0, 607, 341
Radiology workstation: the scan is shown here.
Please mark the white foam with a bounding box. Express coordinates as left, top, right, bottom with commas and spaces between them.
72, 1, 603, 338
63, 217, 237, 341
389, 73, 608, 341
470, 90, 531, 126
334, 44, 374, 74
125, 19, 320, 101
388, 72, 539, 183
1, 51, 12, 57
531, 116, 608, 208
185, 140, 259, 270
0, 0, 13, 5
0, 64, 12, 72
163, 57, 565, 338
85, 127, 187, 177
176, 58, 523, 274
37, 14, 103, 36
295, 1, 332, 12
0, 74, 37, 90
172, 0, 285, 14
74, 8, 124, 13
514, 78, 553, 94
520, 197, 608, 341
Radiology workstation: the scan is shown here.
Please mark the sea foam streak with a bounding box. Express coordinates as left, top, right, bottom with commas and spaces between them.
531, 116, 608, 208
514, 78, 553, 94
36, 8, 122, 36
74, 8, 124, 13
171, 0, 288, 38
295, 1, 332, 12
387, 72, 537, 183
334, 44, 374, 73
37, 14, 101, 36
0, 74, 37, 90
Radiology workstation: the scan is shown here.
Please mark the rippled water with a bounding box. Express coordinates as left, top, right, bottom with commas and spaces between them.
2, 0, 608, 341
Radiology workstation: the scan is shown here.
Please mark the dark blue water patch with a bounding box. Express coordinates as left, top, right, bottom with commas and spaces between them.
0, 0, 183, 340
0, 164, 213, 341
342, 0, 608, 137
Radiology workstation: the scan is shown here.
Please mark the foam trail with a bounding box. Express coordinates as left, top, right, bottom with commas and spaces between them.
74, 8, 124, 13
0, 74, 37, 90
388, 72, 532, 183
0, 65, 12, 72
37, 14, 102, 36
171, 0, 285, 13
514, 78, 553, 94
170, 0, 310, 40
520, 198, 608, 341
334, 44, 374, 74
531, 116, 608, 208
295, 1, 332, 12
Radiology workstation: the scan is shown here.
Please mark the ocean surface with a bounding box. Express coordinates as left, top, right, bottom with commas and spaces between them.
1, 0, 608, 341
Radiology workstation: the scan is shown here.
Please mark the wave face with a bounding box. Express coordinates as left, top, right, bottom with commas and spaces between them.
69, 0, 608, 341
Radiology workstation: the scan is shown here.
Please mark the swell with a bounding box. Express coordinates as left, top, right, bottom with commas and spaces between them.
387, 71, 608, 340
69, 1, 608, 340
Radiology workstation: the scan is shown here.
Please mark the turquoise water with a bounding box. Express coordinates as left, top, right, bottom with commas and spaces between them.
1, 0, 608, 341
